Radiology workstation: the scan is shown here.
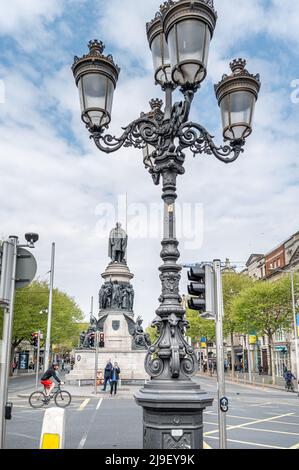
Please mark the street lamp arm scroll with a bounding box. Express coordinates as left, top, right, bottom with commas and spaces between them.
90, 116, 162, 154
177, 122, 245, 164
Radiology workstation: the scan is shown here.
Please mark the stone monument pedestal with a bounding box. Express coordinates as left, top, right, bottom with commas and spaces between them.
67, 349, 148, 385
67, 255, 150, 386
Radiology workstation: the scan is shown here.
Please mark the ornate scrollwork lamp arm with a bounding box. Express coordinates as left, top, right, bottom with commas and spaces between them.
89, 116, 161, 155
177, 122, 245, 164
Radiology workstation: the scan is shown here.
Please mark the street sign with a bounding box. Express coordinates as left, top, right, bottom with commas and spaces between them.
0, 242, 14, 306
15, 248, 37, 289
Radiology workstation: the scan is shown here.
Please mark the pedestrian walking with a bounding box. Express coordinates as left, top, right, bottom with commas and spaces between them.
258, 364, 263, 375
110, 362, 121, 397
102, 358, 113, 391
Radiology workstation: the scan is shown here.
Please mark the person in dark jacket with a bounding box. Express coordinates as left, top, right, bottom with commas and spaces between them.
110, 363, 120, 396
102, 359, 113, 391
41, 363, 64, 397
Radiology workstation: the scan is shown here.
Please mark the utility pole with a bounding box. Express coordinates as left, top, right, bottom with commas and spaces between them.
213, 259, 227, 450
291, 271, 299, 397
44, 243, 55, 372
246, 335, 253, 383
35, 331, 41, 390
0, 236, 18, 449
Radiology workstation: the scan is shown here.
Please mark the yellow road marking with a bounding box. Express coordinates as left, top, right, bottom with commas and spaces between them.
290, 442, 299, 449
79, 399, 90, 411
206, 436, 286, 449
204, 413, 294, 436
242, 426, 299, 436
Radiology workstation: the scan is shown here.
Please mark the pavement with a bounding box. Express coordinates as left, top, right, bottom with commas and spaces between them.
6, 372, 299, 449
198, 371, 288, 391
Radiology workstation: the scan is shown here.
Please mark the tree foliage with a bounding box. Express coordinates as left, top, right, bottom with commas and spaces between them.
145, 325, 159, 344
0, 281, 84, 351
222, 272, 254, 337
186, 306, 215, 343
231, 277, 293, 338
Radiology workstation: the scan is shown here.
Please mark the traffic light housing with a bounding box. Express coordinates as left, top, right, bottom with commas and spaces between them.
187, 265, 215, 315
99, 333, 105, 348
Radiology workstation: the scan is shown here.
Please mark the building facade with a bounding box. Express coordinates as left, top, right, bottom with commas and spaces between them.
245, 230, 299, 376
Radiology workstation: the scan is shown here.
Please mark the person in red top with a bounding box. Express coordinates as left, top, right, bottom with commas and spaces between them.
41, 363, 64, 397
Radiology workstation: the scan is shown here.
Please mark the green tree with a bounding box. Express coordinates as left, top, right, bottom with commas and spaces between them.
222, 272, 254, 377
0, 281, 84, 373
145, 325, 159, 344
186, 306, 215, 362
231, 277, 293, 383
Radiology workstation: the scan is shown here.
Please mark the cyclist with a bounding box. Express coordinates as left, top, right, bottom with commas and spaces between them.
41, 363, 64, 398
284, 369, 296, 391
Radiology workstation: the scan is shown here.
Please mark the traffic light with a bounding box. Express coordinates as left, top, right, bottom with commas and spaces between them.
99, 333, 105, 348
187, 265, 215, 316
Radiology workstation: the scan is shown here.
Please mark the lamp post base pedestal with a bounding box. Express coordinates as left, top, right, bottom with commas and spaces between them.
134, 379, 213, 449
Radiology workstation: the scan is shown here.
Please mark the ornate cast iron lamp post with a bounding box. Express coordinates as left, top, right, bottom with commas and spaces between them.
73, 0, 260, 449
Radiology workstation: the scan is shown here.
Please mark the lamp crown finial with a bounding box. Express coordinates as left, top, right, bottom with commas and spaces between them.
150, 98, 163, 111
230, 58, 247, 74
88, 39, 105, 55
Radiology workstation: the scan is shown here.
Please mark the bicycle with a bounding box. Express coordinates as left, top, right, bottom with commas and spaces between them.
285, 380, 295, 392
29, 384, 72, 409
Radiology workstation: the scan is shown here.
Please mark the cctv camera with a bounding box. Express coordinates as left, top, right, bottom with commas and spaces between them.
25, 233, 39, 245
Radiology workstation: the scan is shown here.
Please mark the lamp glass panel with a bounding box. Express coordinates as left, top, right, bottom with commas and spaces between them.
151, 33, 171, 84
221, 91, 255, 140
168, 19, 210, 85
105, 78, 114, 117
83, 73, 106, 110
82, 73, 106, 126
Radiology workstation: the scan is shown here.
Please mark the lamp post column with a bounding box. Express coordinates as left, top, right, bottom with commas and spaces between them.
290, 271, 299, 396
135, 151, 213, 450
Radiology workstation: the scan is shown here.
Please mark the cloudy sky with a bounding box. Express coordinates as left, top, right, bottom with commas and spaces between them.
0, 0, 298, 325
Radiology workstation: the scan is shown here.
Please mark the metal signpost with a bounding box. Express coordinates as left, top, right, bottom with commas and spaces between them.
35, 331, 42, 390
0, 234, 38, 449
0, 237, 18, 450
44, 243, 55, 372
213, 260, 228, 450
246, 335, 253, 383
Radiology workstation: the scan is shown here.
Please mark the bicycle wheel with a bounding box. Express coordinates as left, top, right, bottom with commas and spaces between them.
29, 391, 46, 409
54, 390, 72, 408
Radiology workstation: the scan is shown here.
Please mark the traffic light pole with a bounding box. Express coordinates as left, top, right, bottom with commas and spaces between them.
246, 335, 253, 383
35, 331, 41, 390
213, 260, 227, 450
0, 236, 18, 449
44, 243, 55, 372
